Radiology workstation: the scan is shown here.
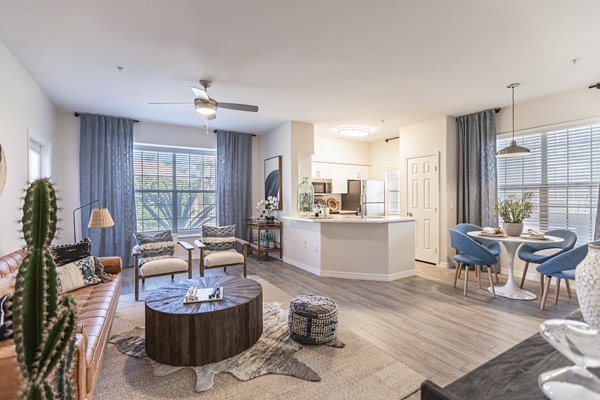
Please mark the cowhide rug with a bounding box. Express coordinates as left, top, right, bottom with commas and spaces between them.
109, 302, 344, 393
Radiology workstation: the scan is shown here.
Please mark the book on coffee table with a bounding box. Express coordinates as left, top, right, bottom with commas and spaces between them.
183, 286, 224, 304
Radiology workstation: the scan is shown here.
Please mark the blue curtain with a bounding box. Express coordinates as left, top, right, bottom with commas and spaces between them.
216, 131, 253, 238
457, 109, 498, 227
79, 113, 136, 266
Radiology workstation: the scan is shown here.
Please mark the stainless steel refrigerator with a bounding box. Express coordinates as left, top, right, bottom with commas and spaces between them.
342, 180, 385, 216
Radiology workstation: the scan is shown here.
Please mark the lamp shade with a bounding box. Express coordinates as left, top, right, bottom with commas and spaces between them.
496, 140, 531, 158
88, 208, 115, 228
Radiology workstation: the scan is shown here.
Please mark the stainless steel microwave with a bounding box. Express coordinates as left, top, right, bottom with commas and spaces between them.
312, 180, 332, 194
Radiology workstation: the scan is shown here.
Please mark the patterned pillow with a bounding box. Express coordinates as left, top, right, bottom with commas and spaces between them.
56, 256, 102, 294
52, 238, 92, 266
0, 294, 12, 341
202, 225, 236, 254
135, 231, 175, 266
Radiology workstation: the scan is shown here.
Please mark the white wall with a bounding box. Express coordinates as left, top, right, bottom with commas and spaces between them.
0, 40, 58, 255
369, 139, 399, 180
135, 121, 217, 149
313, 136, 371, 165
497, 87, 600, 135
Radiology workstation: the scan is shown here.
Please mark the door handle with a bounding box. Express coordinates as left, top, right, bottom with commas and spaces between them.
407, 212, 413, 217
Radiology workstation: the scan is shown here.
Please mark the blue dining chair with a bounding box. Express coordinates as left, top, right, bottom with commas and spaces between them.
454, 223, 501, 281
449, 228, 499, 297
518, 229, 577, 290
454, 223, 501, 256
537, 240, 600, 310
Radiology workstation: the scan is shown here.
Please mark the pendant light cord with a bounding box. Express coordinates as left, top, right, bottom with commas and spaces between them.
511, 85, 515, 141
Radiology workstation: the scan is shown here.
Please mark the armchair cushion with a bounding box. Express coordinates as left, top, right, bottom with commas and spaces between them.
135, 230, 175, 265
202, 225, 236, 253
139, 258, 188, 277
204, 250, 244, 267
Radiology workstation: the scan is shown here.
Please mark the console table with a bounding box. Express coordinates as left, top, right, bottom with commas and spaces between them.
244, 219, 283, 263
420, 310, 598, 400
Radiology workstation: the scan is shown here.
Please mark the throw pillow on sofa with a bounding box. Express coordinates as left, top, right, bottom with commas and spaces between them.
201, 225, 236, 254
0, 294, 12, 340
135, 230, 175, 265
56, 256, 102, 294
52, 238, 92, 266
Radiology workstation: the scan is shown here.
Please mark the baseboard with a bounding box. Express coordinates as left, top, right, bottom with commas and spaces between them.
438, 261, 450, 269
282, 256, 321, 276
320, 269, 416, 281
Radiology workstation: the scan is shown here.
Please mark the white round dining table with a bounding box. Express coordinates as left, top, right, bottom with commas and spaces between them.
466, 231, 564, 300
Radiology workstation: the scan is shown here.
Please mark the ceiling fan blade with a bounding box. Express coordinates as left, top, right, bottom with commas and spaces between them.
217, 102, 259, 112
191, 86, 209, 101
148, 102, 193, 105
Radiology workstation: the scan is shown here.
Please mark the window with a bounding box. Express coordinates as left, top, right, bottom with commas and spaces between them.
28, 136, 50, 182
29, 140, 42, 182
497, 123, 600, 243
386, 169, 401, 214
134, 145, 217, 233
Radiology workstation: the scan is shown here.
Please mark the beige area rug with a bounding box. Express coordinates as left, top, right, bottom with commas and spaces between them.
95, 276, 424, 400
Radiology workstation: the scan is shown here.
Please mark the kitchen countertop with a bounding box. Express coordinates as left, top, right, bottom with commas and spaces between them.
283, 215, 415, 224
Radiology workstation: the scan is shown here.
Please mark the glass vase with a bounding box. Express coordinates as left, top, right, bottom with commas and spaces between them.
297, 177, 314, 217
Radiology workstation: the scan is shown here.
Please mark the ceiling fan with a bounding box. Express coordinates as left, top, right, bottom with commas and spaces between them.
149, 79, 259, 120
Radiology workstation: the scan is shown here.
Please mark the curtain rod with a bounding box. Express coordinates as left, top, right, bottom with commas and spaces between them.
496, 115, 600, 136
212, 129, 256, 137
74, 112, 139, 123
385, 136, 399, 143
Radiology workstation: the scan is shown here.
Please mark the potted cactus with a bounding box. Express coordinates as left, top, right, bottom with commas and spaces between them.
12, 179, 77, 399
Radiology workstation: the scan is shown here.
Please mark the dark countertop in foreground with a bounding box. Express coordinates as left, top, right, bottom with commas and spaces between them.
421, 310, 599, 400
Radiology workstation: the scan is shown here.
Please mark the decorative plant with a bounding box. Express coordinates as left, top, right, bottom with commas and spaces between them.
494, 192, 534, 223
256, 196, 279, 221
12, 179, 77, 399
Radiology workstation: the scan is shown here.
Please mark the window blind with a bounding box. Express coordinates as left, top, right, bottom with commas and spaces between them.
134, 145, 217, 233
386, 169, 401, 214
497, 123, 600, 243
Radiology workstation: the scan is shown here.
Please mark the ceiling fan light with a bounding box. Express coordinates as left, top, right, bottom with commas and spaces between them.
337, 127, 370, 137
194, 98, 217, 116
496, 140, 531, 158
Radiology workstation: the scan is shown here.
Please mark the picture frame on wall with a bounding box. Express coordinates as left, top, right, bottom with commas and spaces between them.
264, 155, 282, 210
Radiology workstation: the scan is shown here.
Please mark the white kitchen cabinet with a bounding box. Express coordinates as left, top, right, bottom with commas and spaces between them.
312, 162, 331, 180
330, 165, 349, 193
315, 163, 370, 193
357, 166, 369, 180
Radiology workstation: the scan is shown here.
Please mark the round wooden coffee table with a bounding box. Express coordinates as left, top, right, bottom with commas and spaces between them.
145, 275, 263, 366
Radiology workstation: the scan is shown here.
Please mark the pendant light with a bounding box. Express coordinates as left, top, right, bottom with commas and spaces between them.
496, 83, 531, 158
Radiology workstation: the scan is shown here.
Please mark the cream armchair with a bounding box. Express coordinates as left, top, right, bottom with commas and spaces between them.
132, 232, 194, 300
194, 225, 248, 277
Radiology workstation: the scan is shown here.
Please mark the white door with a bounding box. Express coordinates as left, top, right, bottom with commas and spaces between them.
407, 155, 439, 264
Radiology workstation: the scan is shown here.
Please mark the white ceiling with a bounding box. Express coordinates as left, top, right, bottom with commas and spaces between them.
0, 0, 599, 142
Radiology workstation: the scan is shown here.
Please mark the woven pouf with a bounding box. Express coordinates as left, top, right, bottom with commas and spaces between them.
288, 295, 338, 344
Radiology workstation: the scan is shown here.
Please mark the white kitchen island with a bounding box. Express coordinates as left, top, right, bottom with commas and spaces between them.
282, 216, 416, 281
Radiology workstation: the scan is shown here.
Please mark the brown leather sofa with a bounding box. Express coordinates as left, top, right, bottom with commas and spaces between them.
0, 250, 122, 400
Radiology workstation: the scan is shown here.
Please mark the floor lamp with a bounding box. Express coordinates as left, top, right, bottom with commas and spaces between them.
72, 200, 115, 242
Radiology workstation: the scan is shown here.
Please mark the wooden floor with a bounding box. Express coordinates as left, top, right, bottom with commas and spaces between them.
119, 255, 578, 390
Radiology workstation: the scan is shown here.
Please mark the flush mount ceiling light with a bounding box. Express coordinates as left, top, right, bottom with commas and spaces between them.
194, 98, 217, 116
337, 127, 371, 137
496, 83, 531, 158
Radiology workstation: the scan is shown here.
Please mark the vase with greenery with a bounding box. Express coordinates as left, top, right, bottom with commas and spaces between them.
12, 179, 77, 399
494, 192, 534, 236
